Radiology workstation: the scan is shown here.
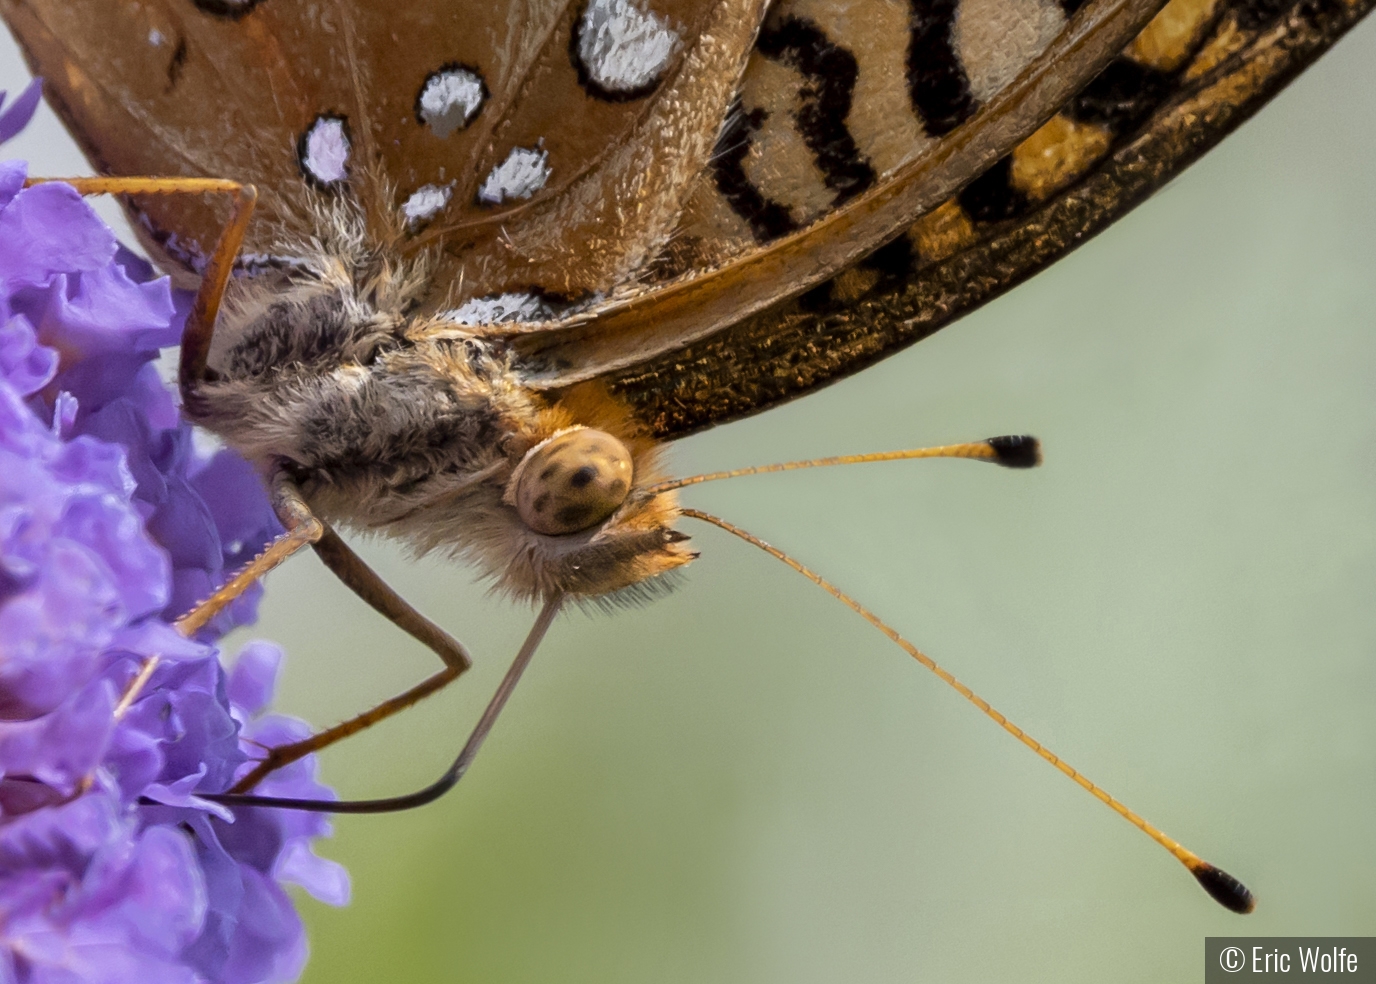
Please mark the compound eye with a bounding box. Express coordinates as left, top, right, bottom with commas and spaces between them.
515, 429, 634, 535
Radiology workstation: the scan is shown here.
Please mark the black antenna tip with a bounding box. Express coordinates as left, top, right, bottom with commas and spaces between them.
1192, 862, 1256, 914
986, 435, 1041, 469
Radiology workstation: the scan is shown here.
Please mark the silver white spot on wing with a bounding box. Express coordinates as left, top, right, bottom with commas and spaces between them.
477, 147, 550, 205
402, 183, 454, 225
148, 28, 164, 45
299, 116, 350, 186
575, 0, 679, 94
444, 293, 555, 326
417, 67, 486, 139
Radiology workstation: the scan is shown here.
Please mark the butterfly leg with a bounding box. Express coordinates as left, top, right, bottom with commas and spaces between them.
176, 468, 323, 636
103, 464, 324, 748
227, 472, 475, 794
30, 178, 475, 788
23, 176, 256, 404
162, 464, 471, 791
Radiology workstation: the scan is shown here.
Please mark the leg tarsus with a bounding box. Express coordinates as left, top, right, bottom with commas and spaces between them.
203, 594, 564, 815
230, 664, 461, 793
175, 470, 321, 637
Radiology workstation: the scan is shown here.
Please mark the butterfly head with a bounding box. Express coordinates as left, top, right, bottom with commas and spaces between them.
367, 407, 695, 605
463, 424, 694, 604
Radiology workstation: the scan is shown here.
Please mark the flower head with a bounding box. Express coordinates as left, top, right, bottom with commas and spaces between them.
1, 112, 346, 983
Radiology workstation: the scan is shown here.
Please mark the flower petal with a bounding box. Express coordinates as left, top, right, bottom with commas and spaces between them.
0, 185, 115, 287
0, 79, 43, 145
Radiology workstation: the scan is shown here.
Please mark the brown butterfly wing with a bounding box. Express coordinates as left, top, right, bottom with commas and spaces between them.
5, 0, 1169, 339
1, 0, 764, 296
419, 0, 770, 300
439, 0, 1159, 318
6, 0, 1364, 436
659, 0, 1091, 276
492, 0, 1170, 380
2, 0, 321, 274
578, 0, 1376, 438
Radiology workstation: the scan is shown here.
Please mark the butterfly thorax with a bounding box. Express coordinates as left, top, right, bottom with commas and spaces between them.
183, 235, 693, 602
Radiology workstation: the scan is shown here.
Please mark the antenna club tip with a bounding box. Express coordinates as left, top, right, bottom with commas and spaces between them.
986, 435, 1041, 469
1191, 862, 1257, 914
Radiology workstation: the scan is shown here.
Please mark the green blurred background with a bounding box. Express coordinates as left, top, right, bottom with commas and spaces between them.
4, 19, 1375, 983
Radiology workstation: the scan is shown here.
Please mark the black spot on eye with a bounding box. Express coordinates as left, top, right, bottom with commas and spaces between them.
569, 465, 597, 488
190, 0, 267, 20
608, 478, 628, 498
534, 493, 551, 513
556, 504, 594, 528
540, 464, 559, 481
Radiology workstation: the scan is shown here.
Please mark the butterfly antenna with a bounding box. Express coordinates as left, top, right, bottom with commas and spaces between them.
186, 593, 564, 816
680, 507, 1255, 915
648, 435, 1040, 494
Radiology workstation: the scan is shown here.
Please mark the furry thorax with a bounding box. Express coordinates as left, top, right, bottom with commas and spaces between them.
181, 198, 695, 602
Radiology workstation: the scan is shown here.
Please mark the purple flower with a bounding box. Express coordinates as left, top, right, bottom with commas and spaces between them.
0, 81, 41, 146
0, 129, 346, 984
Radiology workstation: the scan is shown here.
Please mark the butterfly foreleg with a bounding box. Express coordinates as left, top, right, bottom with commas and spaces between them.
176, 466, 324, 638
165, 462, 472, 792
227, 473, 476, 794
23, 176, 257, 408
29, 177, 480, 789
100, 468, 323, 789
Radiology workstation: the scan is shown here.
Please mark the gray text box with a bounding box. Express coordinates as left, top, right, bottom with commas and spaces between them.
1206, 939, 1375, 983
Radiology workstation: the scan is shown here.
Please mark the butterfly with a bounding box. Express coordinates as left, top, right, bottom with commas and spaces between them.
2, 0, 1370, 931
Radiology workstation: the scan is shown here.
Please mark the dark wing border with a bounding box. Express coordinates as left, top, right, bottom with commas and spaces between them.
593, 0, 1373, 440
